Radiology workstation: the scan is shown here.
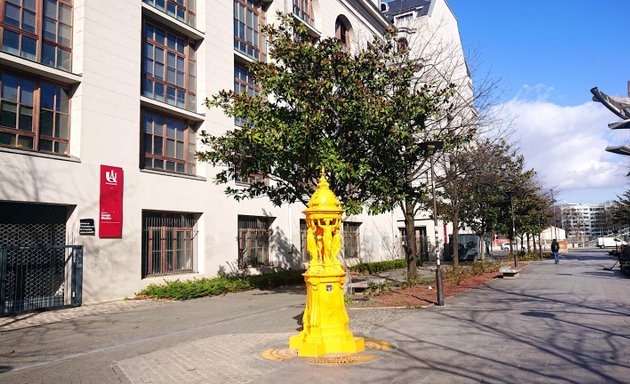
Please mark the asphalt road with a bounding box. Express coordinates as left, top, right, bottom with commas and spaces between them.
1, 248, 628, 383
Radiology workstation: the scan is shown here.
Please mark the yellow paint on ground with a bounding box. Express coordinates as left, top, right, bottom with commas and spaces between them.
261, 348, 298, 362
307, 353, 378, 365
363, 338, 392, 351
261, 337, 392, 364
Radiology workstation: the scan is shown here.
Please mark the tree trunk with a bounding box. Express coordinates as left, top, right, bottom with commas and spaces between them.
527, 233, 531, 253
451, 210, 460, 267
404, 198, 417, 280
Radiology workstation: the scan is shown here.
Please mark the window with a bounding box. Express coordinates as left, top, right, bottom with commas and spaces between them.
343, 222, 360, 259
395, 12, 414, 26
143, 0, 196, 27
1, 0, 73, 71
238, 215, 273, 268
397, 37, 409, 52
399, 227, 428, 261
143, 22, 197, 111
234, 169, 266, 185
234, 0, 261, 60
42, 0, 73, 70
234, 63, 258, 97
142, 211, 197, 278
233, 63, 264, 184
335, 16, 350, 51
142, 110, 196, 175
233, 63, 258, 126
292, 0, 312, 25
0, 71, 70, 154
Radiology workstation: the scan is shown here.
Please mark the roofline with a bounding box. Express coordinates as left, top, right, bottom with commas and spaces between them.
354, 0, 392, 29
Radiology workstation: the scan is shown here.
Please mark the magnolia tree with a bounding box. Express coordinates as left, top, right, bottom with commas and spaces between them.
198, 14, 473, 279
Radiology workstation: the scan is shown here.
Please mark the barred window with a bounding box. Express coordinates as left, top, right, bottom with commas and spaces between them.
343, 222, 360, 259
143, 22, 197, 111
238, 215, 273, 268
1, 0, 73, 71
0, 71, 70, 154
142, 211, 197, 278
143, 0, 196, 27
292, 0, 312, 25
234, 0, 260, 60
142, 110, 196, 175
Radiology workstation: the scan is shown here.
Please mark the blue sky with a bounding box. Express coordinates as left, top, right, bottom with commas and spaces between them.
447, 0, 630, 204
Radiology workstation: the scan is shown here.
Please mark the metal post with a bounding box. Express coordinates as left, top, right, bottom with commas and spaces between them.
551, 189, 557, 240
0, 248, 6, 316
71, 246, 83, 307
429, 148, 444, 306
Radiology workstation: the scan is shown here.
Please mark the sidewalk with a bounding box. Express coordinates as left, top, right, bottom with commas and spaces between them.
2, 250, 629, 383
0, 299, 170, 331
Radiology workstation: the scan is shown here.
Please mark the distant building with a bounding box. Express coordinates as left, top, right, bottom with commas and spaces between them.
560, 203, 613, 240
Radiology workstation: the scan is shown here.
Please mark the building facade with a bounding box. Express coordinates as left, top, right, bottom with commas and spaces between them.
560, 203, 613, 241
0, 0, 467, 306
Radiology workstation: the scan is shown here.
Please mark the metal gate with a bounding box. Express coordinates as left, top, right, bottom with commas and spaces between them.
0, 245, 83, 316
0, 202, 82, 316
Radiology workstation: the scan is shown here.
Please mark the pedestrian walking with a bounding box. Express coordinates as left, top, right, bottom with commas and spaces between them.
551, 239, 560, 264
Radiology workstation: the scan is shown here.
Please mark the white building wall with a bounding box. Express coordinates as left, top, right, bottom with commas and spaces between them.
0, 0, 467, 304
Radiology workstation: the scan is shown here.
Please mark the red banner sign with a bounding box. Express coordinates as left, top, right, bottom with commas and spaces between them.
99, 165, 124, 238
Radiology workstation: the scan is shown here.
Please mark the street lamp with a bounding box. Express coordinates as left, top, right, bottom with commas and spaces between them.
421, 140, 444, 306
550, 189, 558, 240
507, 191, 518, 269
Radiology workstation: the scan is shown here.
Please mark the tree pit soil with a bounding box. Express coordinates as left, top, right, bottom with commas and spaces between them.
351, 271, 501, 308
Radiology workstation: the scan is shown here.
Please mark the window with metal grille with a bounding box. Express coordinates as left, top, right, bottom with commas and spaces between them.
142, 110, 196, 175
234, 0, 261, 60
142, 211, 197, 277
237, 215, 273, 268
142, 21, 197, 111
0, 71, 70, 155
1, 0, 73, 71
343, 222, 360, 259
143, 0, 196, 27
292, 0, 312, 25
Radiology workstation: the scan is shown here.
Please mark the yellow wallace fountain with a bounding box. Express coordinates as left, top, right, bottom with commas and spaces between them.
289, 171, 365, 357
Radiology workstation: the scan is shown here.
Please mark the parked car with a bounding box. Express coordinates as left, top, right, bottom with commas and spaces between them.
501, 242, 513, 251
444, 234, 491, 261
597, 237, 627, 249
